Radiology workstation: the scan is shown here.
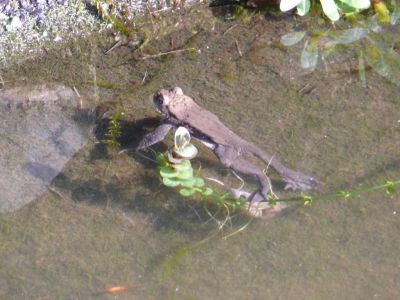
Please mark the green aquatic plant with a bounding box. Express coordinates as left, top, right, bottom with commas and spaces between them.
157, 153, 214, 197
154, 128, 399, 276
157, 128, 294, 224
102, 110, 126, 147
157, 127, 227, 200
157, 126, 261, 227
277, 179, 399, 204
281, 27, 370, 71
279, 0, 380, 21
280, 9, 400, 86
157, 127, 399, 218
218, 0, 390, 22
214, 0, 392, 22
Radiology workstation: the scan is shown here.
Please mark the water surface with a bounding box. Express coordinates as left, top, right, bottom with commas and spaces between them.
0, 5, 399, 299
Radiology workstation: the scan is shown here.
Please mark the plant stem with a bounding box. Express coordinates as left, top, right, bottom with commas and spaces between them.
274, 179, 400, 203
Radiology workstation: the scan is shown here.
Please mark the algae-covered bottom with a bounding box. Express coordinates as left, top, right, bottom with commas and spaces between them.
0, 4, 399, 299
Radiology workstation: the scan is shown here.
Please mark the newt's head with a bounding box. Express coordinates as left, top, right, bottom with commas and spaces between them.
153, 87, 184, 117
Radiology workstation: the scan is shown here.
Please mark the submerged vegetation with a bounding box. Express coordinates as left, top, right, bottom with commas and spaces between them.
156, 127, 247, 211
279, 0, 388, 22
212, 0, 400, 85
101, 110, 126, 147
156, 127, 399, 219
157, 129, 400, 207
101, 111, 399, 222
280, 15, 400, 86
91, 0, 399, 222
101, 122, 400, 221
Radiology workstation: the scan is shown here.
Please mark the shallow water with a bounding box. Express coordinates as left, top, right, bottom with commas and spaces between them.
0, 4, 399, 299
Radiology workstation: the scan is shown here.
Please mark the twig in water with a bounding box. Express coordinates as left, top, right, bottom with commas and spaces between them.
146, 3, 155, 25
264, 155, 274, 171
235, 39, 242, 57
223, 24, 237, 35
73, 86, 81, 98
48, 187, 68, 200
298, 82, 315, 95
231, 170, 245, 190
105, 40, 124, 55
119, 148, 158, 164
122, 212, 136, 226
139, 48, 197, 60
141, 70, 148, 85
149, 7, 172, 15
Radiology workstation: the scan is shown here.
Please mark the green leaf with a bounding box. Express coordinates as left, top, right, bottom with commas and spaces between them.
201, 187, 213, 196
179, 178, 196, 188
365, 34, 400, 86
162, 177, 181, 187
326, 28, 369, 47
156, 153, 168, 165
386, 186, 396, 194
193, 177, 205, 188
385, 181, 396, 194
335, 0, 358, 14
380, 47, 400, 81
171, 160, 192, 172
302, 195, 313, 205
320, 0, 340, 21
159, 166, 180, 178
365, 41, 393, 81
280, 31, 306, 46
296, 0, 310, 16
177, 168, 194, 180
339, 191, 351, 198
179, 188, 196, 197
301, 39, 318, 71
338, 0, 370, 9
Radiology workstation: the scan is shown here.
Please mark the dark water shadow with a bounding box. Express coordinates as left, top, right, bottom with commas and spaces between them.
50, 115, 232, 233
91, 116, 161, 160
50, 116, 298, 234
51, 169, 233, 235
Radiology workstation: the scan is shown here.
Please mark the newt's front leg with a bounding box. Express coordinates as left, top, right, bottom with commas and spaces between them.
136, 122, 174, 151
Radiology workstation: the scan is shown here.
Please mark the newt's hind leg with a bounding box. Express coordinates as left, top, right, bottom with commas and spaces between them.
214, 145, 270, 203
